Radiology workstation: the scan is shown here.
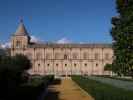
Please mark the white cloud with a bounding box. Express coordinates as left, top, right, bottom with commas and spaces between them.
57, 37, 71, 44
79, 42, 85, 44
30, 35, 40, 43
30, 35, 43, 43
1, 42, 11, 48
0, 35, 42, 49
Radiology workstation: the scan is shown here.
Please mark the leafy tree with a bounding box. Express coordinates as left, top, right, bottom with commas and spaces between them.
111, 0, 133, 77
0, 54, 32, 99
12, 54, 31, 71
104, 64, 112, 71
104, 64, 113, 76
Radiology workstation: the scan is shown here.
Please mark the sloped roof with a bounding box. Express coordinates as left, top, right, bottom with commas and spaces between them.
14, 20, 29, 36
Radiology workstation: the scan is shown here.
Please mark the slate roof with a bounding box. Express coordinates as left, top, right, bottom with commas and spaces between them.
14, 19, 29, 36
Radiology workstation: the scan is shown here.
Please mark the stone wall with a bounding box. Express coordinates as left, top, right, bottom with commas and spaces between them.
12, 46, 113, 76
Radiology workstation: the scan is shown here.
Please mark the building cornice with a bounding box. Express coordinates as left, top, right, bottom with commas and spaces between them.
28, 43, 112, 48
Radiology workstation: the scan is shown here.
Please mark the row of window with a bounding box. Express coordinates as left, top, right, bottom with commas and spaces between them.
27, 52, 111, 60
33, 69, 92, 74
53, 63, 88, 67
38, 63, 99, 67
27, 53, 110, 59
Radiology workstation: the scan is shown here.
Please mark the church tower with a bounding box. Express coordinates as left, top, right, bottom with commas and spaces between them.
11, 19, 30, 56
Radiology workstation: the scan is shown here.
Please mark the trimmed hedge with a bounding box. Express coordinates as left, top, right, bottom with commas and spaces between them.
72, 75, 133, 100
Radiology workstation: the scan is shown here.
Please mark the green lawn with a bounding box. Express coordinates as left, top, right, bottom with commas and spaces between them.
72, 75, 133, 100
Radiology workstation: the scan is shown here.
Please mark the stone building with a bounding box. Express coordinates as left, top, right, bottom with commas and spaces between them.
11, 20, 113, 76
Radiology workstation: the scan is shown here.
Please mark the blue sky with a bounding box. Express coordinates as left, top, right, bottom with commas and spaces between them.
0, 0, 116, 44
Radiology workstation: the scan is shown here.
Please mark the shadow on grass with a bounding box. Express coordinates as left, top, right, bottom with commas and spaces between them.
45, 91, 60, 100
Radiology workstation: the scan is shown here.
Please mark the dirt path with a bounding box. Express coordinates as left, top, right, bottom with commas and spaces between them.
45, 78, 94, 100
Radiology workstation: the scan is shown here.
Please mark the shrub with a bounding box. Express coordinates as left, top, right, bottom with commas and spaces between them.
15, 75, 54, 100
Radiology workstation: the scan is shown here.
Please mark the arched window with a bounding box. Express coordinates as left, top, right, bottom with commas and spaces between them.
65, 64, 67, 67
96, 63, 98, 67
56, 63, 58, 66
47, 64, 50, 66
84, 63, 87, 66
64, 54, 68, 59
16, 41, 21, 48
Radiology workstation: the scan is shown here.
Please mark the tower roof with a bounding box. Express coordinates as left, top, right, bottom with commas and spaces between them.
14, 19, 29, 36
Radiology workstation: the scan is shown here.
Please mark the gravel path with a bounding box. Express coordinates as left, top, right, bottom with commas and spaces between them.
45, 78, 94, 100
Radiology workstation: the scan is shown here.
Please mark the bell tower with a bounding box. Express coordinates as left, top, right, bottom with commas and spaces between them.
11, 19, 30, 56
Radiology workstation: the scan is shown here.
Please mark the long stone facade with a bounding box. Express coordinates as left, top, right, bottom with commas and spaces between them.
11, 20, 113, 76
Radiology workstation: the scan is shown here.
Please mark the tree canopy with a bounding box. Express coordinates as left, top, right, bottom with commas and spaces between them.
104, 64, 112, 71
0, 54, 32, 99
111, 0, 133, 77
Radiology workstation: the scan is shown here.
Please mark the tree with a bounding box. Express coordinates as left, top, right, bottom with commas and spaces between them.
0, 54, 32, 99
12, 54, 32, 71
111, 0, 133, 77
104, 64, 112, 71
104, 64, 113, 76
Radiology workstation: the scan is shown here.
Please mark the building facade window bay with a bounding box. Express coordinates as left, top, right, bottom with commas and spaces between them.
73, 53, 78, 59
83, 52, 88, 59
16, 41, 21, 48
64, 54, 68, 59
105, 53, 109, 60
55, 53, 60, 59
46, 53, 51, 59
95, 53, 99, 60
36, 52, 41, 60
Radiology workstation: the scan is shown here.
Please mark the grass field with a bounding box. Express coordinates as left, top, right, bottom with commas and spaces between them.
72, 75, 133, 100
